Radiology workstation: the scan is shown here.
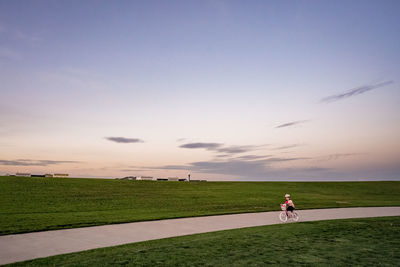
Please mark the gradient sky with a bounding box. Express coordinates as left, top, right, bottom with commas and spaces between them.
1, 0, 399, 180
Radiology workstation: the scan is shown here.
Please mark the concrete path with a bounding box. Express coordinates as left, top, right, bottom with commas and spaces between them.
1, 207, 400, 265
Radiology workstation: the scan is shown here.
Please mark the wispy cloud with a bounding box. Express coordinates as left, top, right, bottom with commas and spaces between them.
321, 81, 394, 103
264, 157, 310, 162
0, 45, 22, 60
150, 156, 313, 178
275, 120, 309, 128
179, 142, 222, 150
179, 142, 267, 155
216, 145, 259, 154
14, 30, 43, 43
105, 137, 144, 143
235, 155, 271, 160
0, 159, 80, 166
0, 22, 42, 43
0, 23, 6, 33
272, 144, 301, 150
215, 154, 231, 158
318, 153, 365, 161
121, 168, 153, 172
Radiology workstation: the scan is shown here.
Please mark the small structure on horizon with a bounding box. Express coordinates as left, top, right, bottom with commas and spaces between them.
120, 176, 136, 180
137, 176, 153, 181
115, 175, 202, 182
16, 173, 31, 177
54, 174, 69, 178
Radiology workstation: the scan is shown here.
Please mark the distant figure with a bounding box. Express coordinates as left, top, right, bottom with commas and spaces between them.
188, 173, 191, 181
284, 194, 295, 215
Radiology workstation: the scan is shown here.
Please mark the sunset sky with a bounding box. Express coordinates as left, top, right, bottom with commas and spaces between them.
1, 0, 399, 180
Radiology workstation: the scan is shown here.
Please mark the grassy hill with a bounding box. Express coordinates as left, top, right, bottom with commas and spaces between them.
0, 176, 399, 235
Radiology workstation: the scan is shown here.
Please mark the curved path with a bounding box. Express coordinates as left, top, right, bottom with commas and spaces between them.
1, 207, 400, 265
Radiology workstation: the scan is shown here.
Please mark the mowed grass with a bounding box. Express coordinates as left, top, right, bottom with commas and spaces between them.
9, 216, 400, 266
1, 176, 399, 235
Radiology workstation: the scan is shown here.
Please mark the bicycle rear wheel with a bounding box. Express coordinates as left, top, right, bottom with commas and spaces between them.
292, 211, 299, 221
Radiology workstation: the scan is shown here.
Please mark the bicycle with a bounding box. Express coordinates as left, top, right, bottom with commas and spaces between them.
279, 204, 299, 222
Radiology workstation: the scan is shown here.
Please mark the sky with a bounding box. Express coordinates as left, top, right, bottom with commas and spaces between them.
0, 0, 399, 181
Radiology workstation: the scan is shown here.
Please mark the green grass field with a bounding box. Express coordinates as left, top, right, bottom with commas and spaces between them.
8, 216, 400, 266
1, 176, 399, 235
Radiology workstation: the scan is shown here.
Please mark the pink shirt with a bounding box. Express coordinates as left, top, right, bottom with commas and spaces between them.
285, 200, 294, 207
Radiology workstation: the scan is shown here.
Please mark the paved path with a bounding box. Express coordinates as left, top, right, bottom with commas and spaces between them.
1, 207, 400, 265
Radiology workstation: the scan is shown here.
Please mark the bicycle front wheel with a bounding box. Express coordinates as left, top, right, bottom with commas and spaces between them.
279, 212, 288, 222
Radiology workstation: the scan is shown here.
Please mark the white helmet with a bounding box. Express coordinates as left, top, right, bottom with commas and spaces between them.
285, 194, 290, 198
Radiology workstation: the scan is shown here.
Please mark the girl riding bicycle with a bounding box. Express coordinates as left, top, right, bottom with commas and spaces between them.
284, 194, 295, 215
279, 194, 299, 222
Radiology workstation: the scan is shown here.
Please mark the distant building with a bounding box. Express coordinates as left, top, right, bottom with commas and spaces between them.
54, 174, 69, 178
121, 176, 136, 180
16, 173, 31, 177
31, 174, 45, 178
117, 176, 193, 182
45, 174, 54, 178
137, 176, 153, 181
